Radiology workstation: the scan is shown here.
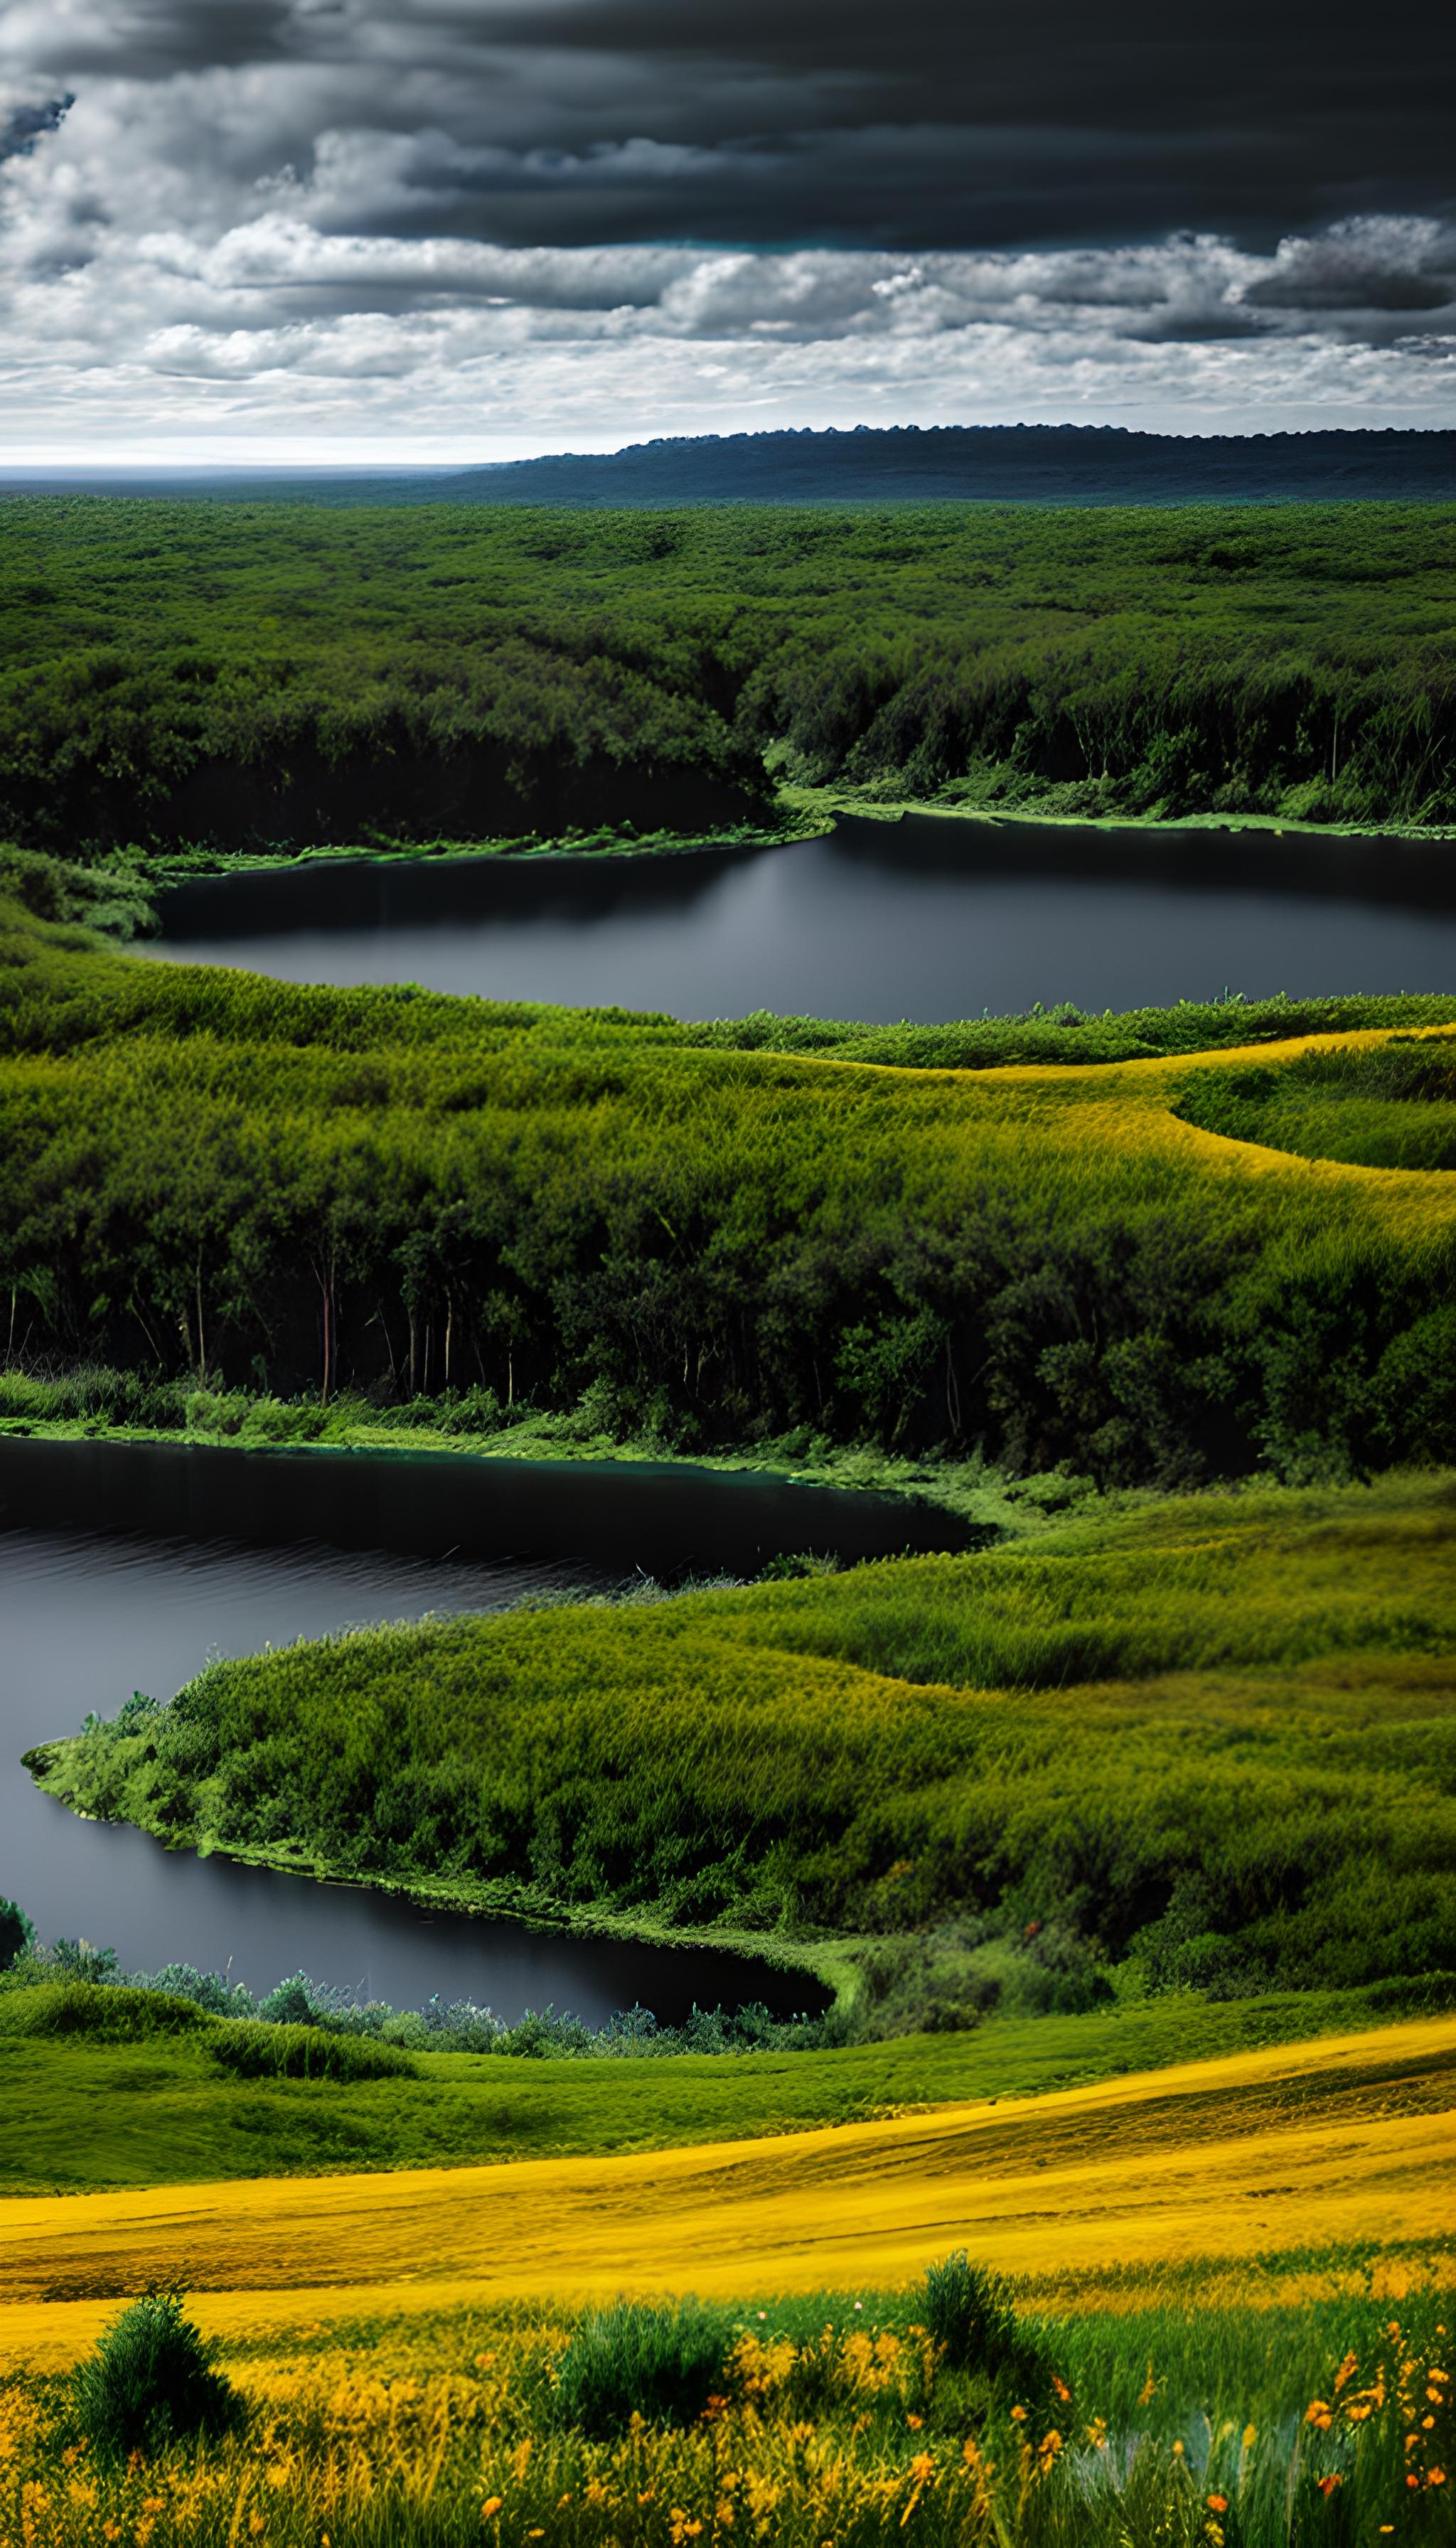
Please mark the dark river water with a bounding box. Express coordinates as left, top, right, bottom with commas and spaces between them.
149, 817, 1456, 1015
0, 1529, 823, 2025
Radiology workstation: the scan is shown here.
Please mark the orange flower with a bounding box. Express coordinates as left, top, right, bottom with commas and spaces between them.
1206, 2496, 1228, 2514
1430, 2470, 1447, 2488
1010, 2407, 1027, 2424
1316, 2475, 1344, 2498
480, 2499, 503, 2521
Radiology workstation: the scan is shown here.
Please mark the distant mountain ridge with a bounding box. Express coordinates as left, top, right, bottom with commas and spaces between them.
437, 424, 1456, 506
4, 423, 1453, 505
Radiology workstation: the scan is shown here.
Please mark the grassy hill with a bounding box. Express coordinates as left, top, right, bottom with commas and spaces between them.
1, 2013, 1450, 2544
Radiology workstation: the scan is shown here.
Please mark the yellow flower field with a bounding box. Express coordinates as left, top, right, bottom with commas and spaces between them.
2, 2014, 1452, 2375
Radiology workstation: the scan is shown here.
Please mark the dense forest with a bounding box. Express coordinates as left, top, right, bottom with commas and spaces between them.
1, 500, 1453, 846
2, 894, 1453, 1485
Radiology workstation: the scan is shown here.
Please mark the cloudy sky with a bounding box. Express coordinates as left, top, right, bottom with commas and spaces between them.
1, 0, 1453, 458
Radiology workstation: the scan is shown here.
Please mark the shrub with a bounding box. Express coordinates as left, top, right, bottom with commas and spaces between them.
552, 2300, 731, 2435
0, 1895, 33, 1970
70, 2289, 245, 2461
921, 2252, 1032, 2380
206, 2019, 416, 2081
0, 1981, 209, 2040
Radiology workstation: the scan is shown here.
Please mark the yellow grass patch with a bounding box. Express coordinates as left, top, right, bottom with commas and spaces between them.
2, 2015, 1451, 2373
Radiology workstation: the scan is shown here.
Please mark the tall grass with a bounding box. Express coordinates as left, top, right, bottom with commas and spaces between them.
1177, 1034, 1456, 1172
4, 2269, 1451, 2546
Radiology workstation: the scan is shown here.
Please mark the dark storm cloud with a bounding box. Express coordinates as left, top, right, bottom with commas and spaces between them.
5, 0, 1453, 252
0, 90, 71, 161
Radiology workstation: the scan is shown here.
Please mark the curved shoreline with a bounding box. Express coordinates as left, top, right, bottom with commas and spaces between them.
135, 787, 1456, 901
23, 1781, 854, 2020
0, 1428, 981, 1570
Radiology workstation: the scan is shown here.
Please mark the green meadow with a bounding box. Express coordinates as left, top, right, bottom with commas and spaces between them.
2, 1971, 1435, 2198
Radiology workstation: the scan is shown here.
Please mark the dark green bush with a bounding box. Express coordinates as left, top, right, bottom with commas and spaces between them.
205, 2019, 415, 2082
0, 845, 154, 936
921, 2252, 1033, 2382
552, 2301, 731, 2435
0, 1895, 33, 1970
70, 2289, 245, 2461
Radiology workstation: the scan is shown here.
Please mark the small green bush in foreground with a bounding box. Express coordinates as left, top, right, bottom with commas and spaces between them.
552, 2300, 734, 2437
205, 2020, 417, 2083
921, 2252, 1032, 2382
70, 2289, 246, 2463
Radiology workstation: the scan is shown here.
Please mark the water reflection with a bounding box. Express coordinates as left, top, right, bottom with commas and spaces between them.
148, 817, 1456, 1017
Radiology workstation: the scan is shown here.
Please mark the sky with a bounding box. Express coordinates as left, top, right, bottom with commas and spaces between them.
0, 0, 1453, 459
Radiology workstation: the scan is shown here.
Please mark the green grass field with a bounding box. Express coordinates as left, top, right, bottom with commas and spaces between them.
2, 1978, 1438, 2198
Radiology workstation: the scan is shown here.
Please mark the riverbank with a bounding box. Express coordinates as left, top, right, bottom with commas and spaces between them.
0, 1421, 1005, 1590
0, 1400, 1101, 1541
94, 786, 1456, 910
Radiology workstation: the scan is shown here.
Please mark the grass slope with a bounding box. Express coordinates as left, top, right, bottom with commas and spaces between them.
31, 1474, 1456, 2013
1, 1980, 1442, 2200
2, 2015, 1450, 2331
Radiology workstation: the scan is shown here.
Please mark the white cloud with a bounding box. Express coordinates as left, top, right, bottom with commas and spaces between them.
0, 38, 1451, 454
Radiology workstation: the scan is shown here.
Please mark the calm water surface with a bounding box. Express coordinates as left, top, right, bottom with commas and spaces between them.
150, 818, 1456, 1014
0, 1531, 817, 2023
